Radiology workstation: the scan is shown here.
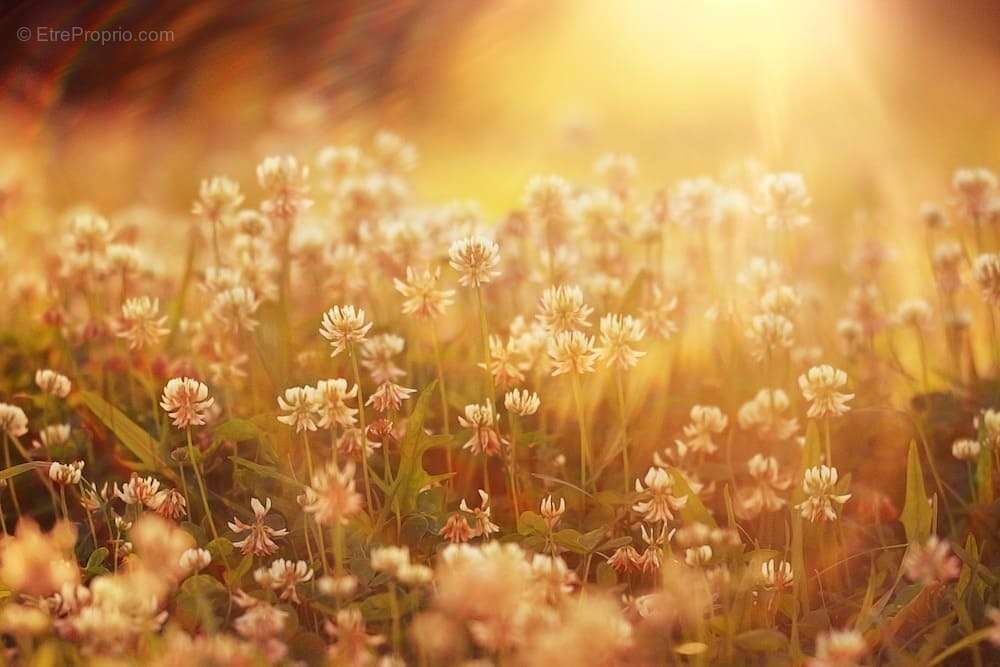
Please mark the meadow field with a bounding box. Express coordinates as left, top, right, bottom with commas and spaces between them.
2, 1, 1000, 665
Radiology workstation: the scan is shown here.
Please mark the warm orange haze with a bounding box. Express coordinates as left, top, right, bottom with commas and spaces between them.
0, 0, 999, 664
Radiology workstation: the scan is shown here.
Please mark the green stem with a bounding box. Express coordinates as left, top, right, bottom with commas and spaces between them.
388, 580, 402, 655
430, 325, 454, 483
506, 412, 521, 519
615, 369, 631, 493
475, 285, 496, 401
349, 344, 375, 513
570, 373, 590, 492
928, 627, 994, 666
186, 427, 219, 540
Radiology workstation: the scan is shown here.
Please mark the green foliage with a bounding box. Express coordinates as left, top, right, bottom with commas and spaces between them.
901, 440, 932, 544
81, 390, 172, 477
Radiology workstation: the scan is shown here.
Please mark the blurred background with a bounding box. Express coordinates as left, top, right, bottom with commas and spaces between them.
0, 0, 999, 218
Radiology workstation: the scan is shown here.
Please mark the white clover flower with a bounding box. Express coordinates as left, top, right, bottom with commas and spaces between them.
536, 284, 593, 334
973, 254, 1000, 306
757, 172, 811, 230
35, 369, 71, 398
314, 379, 359, 429
192, 175, 243, 223
393, 266, 455, 320
504, 389, 540, 417
747, 313, 794, 363
320, 305, 373, 357
179, 547, 212, 574
228, 497, 289, 556
952, 438, 981, 461
254, 559, 314, 603
682, 405, 728, 455
459, 401, 505, 457
902, 536, 961, 585
596, 313, 646, 370
210, 286, 260, 334
547, 330, 599, 376
257, 155, 312, 218
276, 386, 319, 433
811, 629, 866, 667
738, 389, 799, 442
798, 365, 854, 418
952, 167, 997, 220
632, 467, 688, 524
118, 296, 169, 350
448, 236, 501, 288
33, 424, 71, 450
760, 559, 793, 590
796, 465, 851, 523
895, 298, 933, 329
48, 461, 84, 485
160, 378, 214, 429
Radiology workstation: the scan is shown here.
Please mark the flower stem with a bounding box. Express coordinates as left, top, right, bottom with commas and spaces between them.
475, 285, 496, 400
348, 344, 375, 512
506, 412, 521, 519
2, 434, 22, 518
570, 372, 590, 492
615, 369, 631, 493
430, 325, 454, 483
186, 427, 219, 540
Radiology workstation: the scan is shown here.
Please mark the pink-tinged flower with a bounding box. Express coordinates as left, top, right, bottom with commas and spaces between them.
254, 559, 314, 604
150, 488, 188, 520
633, 467, 688, 524
460, 489, 500, 538
117, 297, 169, 350
326, 608, 385, 666
228, 498, 289, 557
760, 559, 794, 591
607, 545, 641, 574
458, 401, 505, 457
160, 378, 214, 429
365, 381, 415, 414
303, 462, 364, 526
439, 513, 476, 544
902, 536, 961, 585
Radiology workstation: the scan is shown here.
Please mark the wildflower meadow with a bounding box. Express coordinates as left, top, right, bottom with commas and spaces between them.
2, 2, 1000, 665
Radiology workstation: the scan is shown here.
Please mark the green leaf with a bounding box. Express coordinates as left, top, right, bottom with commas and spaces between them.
213, 418, 262, 444
667, 467, 716, 527
381, 382, 452, 518
596, 562, 618, 589
975, 437, 994, 504
735, 629, 788, 652
230, 455, 304, 489
81, 390, 166, 472
901, 440, 932, 544
517, 511, 547, 536
0, 461, 52, 482
552, 528, 587, 554
86, 547, 109, 569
